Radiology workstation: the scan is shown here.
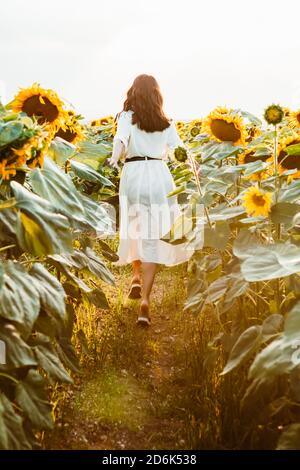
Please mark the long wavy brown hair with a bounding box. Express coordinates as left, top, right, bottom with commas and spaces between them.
120, 74, 171, 132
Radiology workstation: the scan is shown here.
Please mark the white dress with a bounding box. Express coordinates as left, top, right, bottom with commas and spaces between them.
113, 110, 194, 266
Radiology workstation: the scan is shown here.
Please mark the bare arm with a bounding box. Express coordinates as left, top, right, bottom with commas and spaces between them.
108, 138, 125, 169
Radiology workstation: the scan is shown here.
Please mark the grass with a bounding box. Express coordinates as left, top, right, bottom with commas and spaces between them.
73, 368, 149, 432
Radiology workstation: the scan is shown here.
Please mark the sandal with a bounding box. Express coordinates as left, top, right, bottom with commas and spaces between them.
136, 315, 151, 327
128, 281, 142, 299
136, 302, 151, 327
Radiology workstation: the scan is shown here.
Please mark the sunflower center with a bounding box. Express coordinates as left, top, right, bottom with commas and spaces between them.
297, 114, 300, 124
22, 95, 59, 124
251, 194, 266, 207
55, 127, 77, 143
210, 119, 241, 143
278, 140, 300, 170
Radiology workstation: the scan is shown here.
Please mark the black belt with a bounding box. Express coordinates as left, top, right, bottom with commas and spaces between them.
125, 156, 161, 162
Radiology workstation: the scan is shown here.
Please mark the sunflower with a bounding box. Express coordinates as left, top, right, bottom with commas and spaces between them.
246, 125, 261, 142
176, 121, 185, 131
202, 107, 247, 145
264, 104, 284, 126
272, 133, 300, 179
243, 186, 273, 217
190, 126, 200, 137
55, 111, 84, 144
283, 107, 291, 118
12, 83, 68, 131
90, 116, 114, 127
174, 146, 188, 163
55, 124, 84, 144
190, 119, 202, 128
15, 133, 49, 169
288, 109, 300, 129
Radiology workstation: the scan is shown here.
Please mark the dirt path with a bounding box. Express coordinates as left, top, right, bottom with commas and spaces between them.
46, 265, 193, 450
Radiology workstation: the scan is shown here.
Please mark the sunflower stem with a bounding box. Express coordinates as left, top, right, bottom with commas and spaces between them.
272, 124, 281, 311
188, 152, 212, 228
274, 124, 279, 202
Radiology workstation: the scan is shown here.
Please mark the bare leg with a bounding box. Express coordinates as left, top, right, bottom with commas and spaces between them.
140, 262, 158, 318
132, 260, 141, 283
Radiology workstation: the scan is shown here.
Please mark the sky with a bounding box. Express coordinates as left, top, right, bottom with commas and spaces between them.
1, 0, 300, 121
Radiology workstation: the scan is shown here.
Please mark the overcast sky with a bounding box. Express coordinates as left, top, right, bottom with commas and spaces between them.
1, 0, 300, 121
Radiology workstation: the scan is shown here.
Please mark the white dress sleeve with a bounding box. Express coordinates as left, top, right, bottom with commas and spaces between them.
167, 120, 184, 149
114, 111, 131, 149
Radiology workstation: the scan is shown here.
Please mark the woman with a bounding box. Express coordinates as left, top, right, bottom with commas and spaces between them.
108, 74, 193, 326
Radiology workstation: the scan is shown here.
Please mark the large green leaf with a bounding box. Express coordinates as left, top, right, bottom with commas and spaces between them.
278, 180, 300, 203
47, 137, 75, 165
32, 337, 72, 384
0, 393, 31, 450
238, 109, 262, 126
0, 324, 37, 371
85, 287, 109, 309
249, 302, 300, 379
161, 213, 194, 245
270, 202, 300, 227
204, 222, 230, 250
285, 143, 300, 156
221, 326, 263, 375
235, 241, 300, 281
78, 247, 115, 285
29, 157, 87, 222
0, 121, 23, 147
29, 157, 113, 233
241, 376, 277, 416
29, 263, 66, 321
71, 160, 113, 186
201, 141, 242, 162
98, 239, 119, 262
0, 261, 40, 336
49, 248, 114, 285
204, 179, 229, 196
15, 370, 53, 430
11, 181, 72, 256
56, 336, 80, 374
209, 204, 245, 222
75, 140, 111, 160
241, 160, 269, 177
0, 208, 17, 246
79, 194, 114, 234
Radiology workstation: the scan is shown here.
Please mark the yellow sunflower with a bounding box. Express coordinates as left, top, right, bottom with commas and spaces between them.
283, 107, 291, 118
246, 125, 261, 142
55, 112, 84, 144
202, 107, 247, 146
176, 121, 185, 131
272, 133, 300, 179
243, 186, 273, 217
55, 124, 84, 144
288, 109, 300, 129
90, 115, 114, 127
190, 119, 202, 128
12, 83, 68, 131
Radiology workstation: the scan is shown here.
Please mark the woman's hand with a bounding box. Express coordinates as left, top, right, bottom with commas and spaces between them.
107, 157, 120, 170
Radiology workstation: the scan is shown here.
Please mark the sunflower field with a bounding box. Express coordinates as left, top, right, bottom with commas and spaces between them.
2, 83, 300, 450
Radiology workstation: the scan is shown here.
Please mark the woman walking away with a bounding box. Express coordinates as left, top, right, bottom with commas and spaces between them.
108, 74, 194, 326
